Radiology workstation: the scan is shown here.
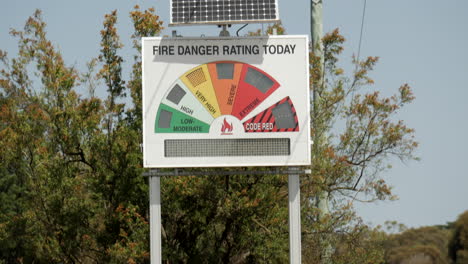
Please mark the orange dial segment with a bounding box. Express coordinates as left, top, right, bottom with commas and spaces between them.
207, 61, 243, 116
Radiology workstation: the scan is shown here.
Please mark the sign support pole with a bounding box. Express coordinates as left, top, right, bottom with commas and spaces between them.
288, 168, 302, 264
149, 174, 162, 264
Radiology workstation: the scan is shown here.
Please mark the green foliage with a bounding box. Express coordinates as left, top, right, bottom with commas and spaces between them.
334, 225, 387, 264
0, 6, 162, 263
308, 29, 418, 204
381, 225, 452, 264
449, 211, 468, 264
128, 5, 164, 131
161, 173, 289, 263
302, 28, 418, 264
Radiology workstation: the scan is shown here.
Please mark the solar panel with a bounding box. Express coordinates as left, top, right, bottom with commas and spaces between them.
170, 0, 280, 25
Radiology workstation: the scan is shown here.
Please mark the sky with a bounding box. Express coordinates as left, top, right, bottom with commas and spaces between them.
1, 0, 467, 229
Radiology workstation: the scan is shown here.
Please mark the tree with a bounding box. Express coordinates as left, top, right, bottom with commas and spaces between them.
0, 10, 102, 263
383, 226, 451, 264
160, 173, 290, 263
449, 211, 468, 264
302, 29, 418, 263
0, 6, 162, 263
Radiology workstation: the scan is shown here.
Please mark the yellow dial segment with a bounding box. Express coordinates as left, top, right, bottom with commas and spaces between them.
180, 64, 221, 118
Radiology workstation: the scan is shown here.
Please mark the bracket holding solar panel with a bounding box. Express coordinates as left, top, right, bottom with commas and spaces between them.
170, 0, 280, 26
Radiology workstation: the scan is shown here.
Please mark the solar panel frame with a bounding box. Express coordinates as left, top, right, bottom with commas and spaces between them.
170, 0, 280, 26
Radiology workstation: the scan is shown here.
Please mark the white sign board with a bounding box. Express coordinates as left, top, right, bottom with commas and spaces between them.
142, 36, 310, 168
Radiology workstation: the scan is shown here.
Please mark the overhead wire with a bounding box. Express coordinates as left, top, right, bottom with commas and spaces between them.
351, 0, 369, 191
357, 0, 368, 63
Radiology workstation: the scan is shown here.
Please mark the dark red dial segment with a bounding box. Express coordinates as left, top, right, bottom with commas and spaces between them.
243, 96, 299, 133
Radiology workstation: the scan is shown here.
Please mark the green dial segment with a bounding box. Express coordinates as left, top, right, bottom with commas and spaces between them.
155, 104, 210, 133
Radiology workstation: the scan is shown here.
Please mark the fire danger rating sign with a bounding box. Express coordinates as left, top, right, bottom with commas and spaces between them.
143, 36, 311, 168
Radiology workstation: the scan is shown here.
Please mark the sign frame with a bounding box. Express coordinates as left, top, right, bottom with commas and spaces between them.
142, 35, 311, 168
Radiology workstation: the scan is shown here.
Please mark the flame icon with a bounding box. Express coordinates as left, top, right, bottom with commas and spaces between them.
221, 118, 233, 134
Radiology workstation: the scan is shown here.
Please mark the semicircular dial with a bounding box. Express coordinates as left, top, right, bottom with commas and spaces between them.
154, 61, 299, 133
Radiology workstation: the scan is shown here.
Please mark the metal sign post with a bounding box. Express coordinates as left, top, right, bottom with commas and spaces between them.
288, 170, 302, 264
149, 175, 162, 264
